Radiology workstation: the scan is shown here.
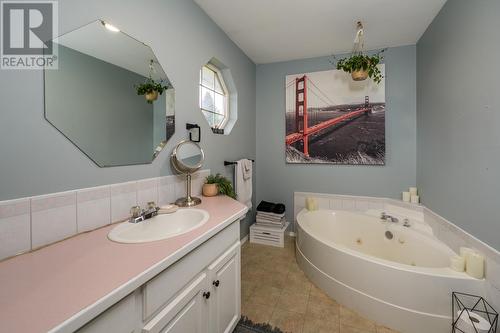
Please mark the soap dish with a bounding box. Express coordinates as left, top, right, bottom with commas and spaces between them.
158, 204, 179, 214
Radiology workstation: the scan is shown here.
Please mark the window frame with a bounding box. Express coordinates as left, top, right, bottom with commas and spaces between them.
199, 64, 230, 130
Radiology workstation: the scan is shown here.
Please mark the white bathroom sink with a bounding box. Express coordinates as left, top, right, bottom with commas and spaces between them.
108, 208, 209, 244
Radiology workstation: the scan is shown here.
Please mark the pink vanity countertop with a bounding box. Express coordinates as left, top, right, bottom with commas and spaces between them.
0, 196, 248, 333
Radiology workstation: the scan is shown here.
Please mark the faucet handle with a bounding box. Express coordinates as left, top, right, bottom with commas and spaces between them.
147, 201, 157, 210
380, 212, 388, 220
130, 205, 142, 218
403, 218, 411, 227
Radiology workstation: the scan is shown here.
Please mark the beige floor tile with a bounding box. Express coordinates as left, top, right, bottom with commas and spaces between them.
283, 269, 312, 295
247, 285, 282, 307
288, 260, 304, 275
241, 280, 257, 301
340, 306, 376, 332
267, 272, 289, 289
306, 298, 339, 321
309, 284, 339, 308
375, 325, 400, 333
303, 317, 340, 333
242, 299, 274, 324
269, 309, 305, 333
276, 289, 309, 314
340, 323, 377, 333
241, 239, 390, 333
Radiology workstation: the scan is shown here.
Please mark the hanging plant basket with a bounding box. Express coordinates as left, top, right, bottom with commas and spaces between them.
135, 59, 170, 104
332, 21, 385, 84
135, 79, 169, 104
336, 52, 384, 84
145, 90, 159, 102
351, 69, 369, 81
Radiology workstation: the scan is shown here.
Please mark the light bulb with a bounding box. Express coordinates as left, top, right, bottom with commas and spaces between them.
101, 21, 120, 32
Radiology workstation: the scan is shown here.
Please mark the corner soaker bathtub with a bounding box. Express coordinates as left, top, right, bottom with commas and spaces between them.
295, 209, 485, 333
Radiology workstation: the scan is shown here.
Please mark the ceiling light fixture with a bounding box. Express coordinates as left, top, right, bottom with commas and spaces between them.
101, 20, 120, 32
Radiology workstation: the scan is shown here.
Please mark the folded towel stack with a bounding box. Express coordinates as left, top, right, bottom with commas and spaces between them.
256, 200, 286, 228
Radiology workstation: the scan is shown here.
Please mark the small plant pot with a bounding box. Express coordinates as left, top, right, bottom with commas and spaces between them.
351, 69, 368, 81
202, 183, 218, 197
145, 90, 159, 102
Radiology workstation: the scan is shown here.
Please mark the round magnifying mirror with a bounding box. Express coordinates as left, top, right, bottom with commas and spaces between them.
171, 140, 205, 206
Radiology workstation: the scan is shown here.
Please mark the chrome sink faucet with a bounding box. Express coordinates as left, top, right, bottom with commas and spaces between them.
380, 212, 399, 223
129, 202, 159, 223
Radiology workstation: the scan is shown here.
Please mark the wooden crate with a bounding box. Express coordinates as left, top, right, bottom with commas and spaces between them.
250, 222, 289, 248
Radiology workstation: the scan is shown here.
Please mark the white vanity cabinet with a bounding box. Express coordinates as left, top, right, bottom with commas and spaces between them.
142, 273, 209, 333
208, 243, 241, 333
75, 220, 241, 333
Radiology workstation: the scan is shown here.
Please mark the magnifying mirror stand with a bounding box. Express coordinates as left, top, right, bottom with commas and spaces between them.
175, 173, 202, 207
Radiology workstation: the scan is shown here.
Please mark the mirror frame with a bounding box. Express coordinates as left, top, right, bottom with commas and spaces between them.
171, 140, 205, 174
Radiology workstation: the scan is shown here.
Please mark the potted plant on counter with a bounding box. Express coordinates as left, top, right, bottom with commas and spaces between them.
203, 174, 237, 199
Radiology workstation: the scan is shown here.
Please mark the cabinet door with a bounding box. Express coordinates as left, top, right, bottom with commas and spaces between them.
142, 273, 209, 333
208, 242, 241, 333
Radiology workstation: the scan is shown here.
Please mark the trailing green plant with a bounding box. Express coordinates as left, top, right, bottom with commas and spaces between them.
135, 78, 169, 103
335, 50, 384, 84
205, 173, 236, 199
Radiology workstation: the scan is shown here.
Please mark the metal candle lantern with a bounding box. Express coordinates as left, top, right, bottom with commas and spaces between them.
452, 292, 498, 333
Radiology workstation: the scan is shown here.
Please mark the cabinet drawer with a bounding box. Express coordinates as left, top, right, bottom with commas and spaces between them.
143, 273, 208, 333
77, 293, 138, 333
143, 221, 239, 320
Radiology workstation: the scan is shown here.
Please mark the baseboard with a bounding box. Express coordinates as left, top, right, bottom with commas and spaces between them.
240, 235, 249, 245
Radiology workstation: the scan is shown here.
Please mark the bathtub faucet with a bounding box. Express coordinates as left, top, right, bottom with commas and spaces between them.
380, 212, 399, 223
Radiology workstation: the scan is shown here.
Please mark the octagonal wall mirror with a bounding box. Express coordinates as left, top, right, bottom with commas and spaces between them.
44, 20, 175, 167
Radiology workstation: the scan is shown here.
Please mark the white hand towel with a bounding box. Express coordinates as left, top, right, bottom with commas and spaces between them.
242, 159, 252, 180
236, 159, 252, 209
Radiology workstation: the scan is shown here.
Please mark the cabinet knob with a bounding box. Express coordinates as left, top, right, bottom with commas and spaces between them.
203, 291, 210, 299
212, 280, 220, 287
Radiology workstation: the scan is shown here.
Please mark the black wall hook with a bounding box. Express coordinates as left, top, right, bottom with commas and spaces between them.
186, 123, 201, 142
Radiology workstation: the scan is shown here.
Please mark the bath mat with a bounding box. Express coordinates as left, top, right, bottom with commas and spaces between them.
233, 316, 285, 333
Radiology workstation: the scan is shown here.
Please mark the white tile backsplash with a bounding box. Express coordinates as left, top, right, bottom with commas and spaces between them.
0, 170, 210, 260
330, 199, 343, 210
31, 191, 77, 249
77, 186, 111, 232
137, 178, 158, 208
174, 175, 187, 199
158, 176, 176, 206
111, 181, 137, 223
341, 199, 355, 210
0, 198, 31, 260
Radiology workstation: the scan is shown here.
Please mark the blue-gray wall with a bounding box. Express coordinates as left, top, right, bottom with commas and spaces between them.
417, 0, 500, 250
0, 0, 256, 237
256, 46, 417, 227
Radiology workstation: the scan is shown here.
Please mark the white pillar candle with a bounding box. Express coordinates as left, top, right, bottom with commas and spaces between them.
402, 191, 411, 202
466, 252, 485, 279
450, 255, 465, 272
305, 197, 317, 211
459, 247, 475, 258
409, 187, 418, 196
410, 195, 419, 204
